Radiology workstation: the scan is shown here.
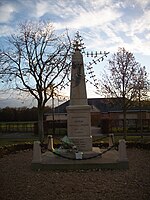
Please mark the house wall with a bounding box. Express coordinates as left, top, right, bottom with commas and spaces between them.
45, 110, 150, 133
91, 112, 101, 126
108, 111, 150, 133
46, 113, 67, 121
46, 112, 101, 126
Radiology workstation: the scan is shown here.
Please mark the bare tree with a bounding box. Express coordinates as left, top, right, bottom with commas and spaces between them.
134, 66, 150, 138
0, 21, 71, 142
100, 47, 149, 139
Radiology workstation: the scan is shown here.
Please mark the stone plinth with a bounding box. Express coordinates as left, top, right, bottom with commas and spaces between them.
31, 148, 129, 171
67, 105, 92, 151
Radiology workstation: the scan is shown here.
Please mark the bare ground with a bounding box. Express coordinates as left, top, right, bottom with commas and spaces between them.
0, 148, 150, 200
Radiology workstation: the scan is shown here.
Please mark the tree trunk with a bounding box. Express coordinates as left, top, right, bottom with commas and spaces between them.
38, 105, 44, 143
123, 109, 127, 140
139, 91, 143, 139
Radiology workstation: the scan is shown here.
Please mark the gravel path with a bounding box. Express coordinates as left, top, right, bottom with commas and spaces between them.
0, 148, 150, 200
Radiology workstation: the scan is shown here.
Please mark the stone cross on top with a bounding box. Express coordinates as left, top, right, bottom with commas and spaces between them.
73, 41, 81, 51
73, 32, 84, 51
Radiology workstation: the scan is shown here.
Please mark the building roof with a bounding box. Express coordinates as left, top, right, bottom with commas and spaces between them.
53, 98, 150, 114
54, 98, 123, 113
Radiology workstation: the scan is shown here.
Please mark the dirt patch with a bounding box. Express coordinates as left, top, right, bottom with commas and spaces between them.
0, 148, 150, 200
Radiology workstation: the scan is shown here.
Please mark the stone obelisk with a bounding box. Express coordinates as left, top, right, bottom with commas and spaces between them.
67, 39, 92, 152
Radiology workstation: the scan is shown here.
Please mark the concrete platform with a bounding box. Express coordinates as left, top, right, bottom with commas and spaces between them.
31, 147, 129, 171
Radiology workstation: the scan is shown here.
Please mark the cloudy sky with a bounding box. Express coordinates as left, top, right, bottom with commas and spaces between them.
0, 0, 150, 107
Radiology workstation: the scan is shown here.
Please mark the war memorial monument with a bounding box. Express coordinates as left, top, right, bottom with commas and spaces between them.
32, 33, 129, 170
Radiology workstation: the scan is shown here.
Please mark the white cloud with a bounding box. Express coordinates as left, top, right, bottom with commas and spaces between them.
0, 25, 15, 36
145, 33, 150, 40
54, 5, 122, 30
0, 3, 16, 23
0, 0, 150, 57
134, 0, 150, 9
0, 0, 150, 108
129, 10, 150, 36
115, 0, 150, 10
80, 2, 150, 56
35, 0, 78, 19
36, 1, 50, 17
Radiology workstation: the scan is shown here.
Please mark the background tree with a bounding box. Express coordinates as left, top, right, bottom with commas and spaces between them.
100, 47, 149, 139
133, 66, 150, 138
0, 21, 71, 142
